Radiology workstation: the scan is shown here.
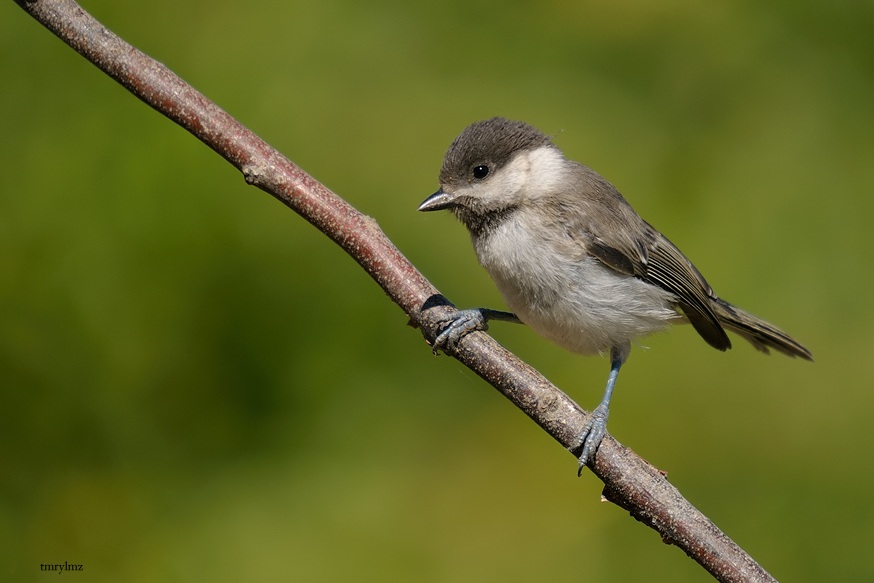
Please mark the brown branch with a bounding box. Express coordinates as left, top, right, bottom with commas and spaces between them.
13, 1, 776, 581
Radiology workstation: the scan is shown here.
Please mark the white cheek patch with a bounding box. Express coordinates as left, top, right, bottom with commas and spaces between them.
523, 146, 567, 196
471, 156, 529, 207
497, 146, 566, 200
452, 145, 567, 208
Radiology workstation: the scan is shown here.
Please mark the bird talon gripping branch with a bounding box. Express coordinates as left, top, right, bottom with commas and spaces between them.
432, 309, 489, 353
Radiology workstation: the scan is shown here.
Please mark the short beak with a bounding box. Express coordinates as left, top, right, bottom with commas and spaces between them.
417, 189, 456, 212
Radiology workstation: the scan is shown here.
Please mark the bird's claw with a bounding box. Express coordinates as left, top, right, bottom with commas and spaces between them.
431, 309, 489, 354
575, 403, 609, 475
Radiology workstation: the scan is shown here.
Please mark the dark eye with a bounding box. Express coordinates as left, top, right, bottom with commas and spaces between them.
472, 165, 490, 180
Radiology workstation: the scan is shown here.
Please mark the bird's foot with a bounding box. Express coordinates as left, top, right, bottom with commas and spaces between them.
431, 309, 489, 354
575, 403, 609, 475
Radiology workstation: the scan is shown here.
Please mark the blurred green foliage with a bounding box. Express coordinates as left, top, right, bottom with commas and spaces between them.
2, 1, 872, 581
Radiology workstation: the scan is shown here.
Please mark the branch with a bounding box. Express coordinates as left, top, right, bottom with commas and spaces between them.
13, 1, 775, 581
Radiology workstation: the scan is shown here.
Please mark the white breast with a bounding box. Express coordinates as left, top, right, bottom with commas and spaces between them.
473, 212, 680, 355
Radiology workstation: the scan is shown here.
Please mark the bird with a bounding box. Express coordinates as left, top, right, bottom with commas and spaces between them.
418, 117, 812, 474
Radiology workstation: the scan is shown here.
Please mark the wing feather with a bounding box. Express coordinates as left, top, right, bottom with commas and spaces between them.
554, 165, 731, 351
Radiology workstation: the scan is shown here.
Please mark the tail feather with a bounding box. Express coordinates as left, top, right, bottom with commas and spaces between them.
711, 298, 813, 361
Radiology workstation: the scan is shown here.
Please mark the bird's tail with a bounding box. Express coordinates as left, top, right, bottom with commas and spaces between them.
711, 297, 813, 361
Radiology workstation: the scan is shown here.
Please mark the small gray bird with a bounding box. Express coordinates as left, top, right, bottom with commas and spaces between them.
418, 117, 812, 473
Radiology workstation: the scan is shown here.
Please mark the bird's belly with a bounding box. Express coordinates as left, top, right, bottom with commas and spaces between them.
485, 253, 679, 355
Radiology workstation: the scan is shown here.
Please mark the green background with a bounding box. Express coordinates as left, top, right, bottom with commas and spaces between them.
2, 1, 872, 581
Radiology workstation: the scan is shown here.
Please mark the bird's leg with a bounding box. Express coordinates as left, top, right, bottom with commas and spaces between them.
575, 343, 629, 475
431, 308, 521, 354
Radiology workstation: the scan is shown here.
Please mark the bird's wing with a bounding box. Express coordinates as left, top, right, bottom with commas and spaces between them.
586, 218, 731, 351
550, 165, 732, 351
